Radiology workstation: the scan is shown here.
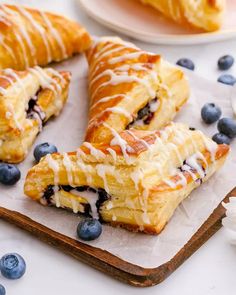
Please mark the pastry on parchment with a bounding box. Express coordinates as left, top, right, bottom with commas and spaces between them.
24, 123, 229, 234
0, 4, 91, 70
137, 0, 225, 32
85, 36, 190, 143
0, 66, 71, 163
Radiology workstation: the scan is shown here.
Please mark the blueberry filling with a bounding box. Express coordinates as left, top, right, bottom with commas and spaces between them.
26, 89, 46, 127
179, 160, 206, 184
127, 98, 159, 129
42, 185, 111, 220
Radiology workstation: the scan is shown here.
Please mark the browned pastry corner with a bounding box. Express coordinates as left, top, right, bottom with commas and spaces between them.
138, 0, 225, 32
84, 37, 190, 143
0, 4, 91, 70
24, 123, 229, 234
0, 66, 71, 163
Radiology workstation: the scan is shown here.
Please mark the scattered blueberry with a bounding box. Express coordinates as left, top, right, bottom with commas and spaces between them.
212, 133, 231, 145
218, 55, 234, 70
176, 58, 195, 71
77, 218, 102, 241
33, 142, 58, 162
0, 284, 5, 295
0, 164, 21, 185
0, 253, 26, 280
201, 103, 222, 124
217, 117, 236, 138
217, 74, 236, 86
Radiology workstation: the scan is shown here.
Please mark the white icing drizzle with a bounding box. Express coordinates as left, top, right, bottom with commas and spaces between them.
89, 106, 132, 127
186, 152, 207, 178
108, 51, 148, 64
90, 94, 129, 110
104, 123, 134, 164
0, 33, 17, 64
3, 68, 27, 97
130, 168, 143, 190
45, 154, 60, 185
126, 130, 151, 150
70, 189, 99, 219
75, 157, 93, 184
17, 6, 52, 63
54, 191, 61, 208
106, 147, 117, 162
83, 142, 106, 160
2, 5, 36, 66
40, 12, 67, 59
96, 164, 115, 194
29, 66, 61, 94
62, 152, 73, 186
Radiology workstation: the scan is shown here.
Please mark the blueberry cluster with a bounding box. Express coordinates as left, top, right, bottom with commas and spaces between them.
0, 253, 26, 294
176, 55, 236, 86
201, 103, 236, 144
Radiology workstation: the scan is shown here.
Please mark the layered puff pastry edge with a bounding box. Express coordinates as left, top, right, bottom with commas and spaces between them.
24, 123, 229, 234
138, 0, 225, 32
0, 4, 91, 70
85, 37, 190, 143
0, 66, 71, 163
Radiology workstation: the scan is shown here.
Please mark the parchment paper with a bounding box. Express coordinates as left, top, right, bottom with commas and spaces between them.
0, 55, 235, 268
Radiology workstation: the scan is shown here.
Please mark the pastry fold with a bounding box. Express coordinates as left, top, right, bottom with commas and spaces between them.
0, 66, 71, 163
24, 123, 229, 234
85, 37, 190, 143
138, 0, 225, 31
0, 4, 91, 70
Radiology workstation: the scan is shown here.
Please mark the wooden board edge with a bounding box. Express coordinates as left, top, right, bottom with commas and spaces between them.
0, 186, 235, 287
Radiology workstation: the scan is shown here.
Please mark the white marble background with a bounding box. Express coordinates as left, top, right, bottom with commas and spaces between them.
0, 0, 236, 294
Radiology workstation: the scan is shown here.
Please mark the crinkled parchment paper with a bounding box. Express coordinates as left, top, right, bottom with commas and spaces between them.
0, 55, 235, 268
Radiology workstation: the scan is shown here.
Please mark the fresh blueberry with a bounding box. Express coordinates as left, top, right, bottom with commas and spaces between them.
77, 218, 102, 241
201, 103, 222, 124
33, 142, 58, 162
212, 133, 231, 145
217, 74, 236, 86
0, 253, 26, 280
218, 55, 234, 70
176, 58, 195, 70
0, 284, 5, 295
217, 117, 236, 138
0, 164, 21, 185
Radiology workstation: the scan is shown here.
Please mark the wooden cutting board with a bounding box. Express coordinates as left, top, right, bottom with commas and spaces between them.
0, 187, 235, 287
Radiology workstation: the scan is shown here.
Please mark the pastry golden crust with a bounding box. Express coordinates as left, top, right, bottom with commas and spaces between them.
24, 123, 229, 234
85, 37, 190, 143
0, 4, 91, 70
0, 66, 71, 163
139, 0, 225, 31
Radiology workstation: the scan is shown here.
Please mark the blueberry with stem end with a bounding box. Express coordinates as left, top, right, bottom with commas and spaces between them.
0, 253, 26, 280
201, 103, 222, 124
77, 218, 102, 241
33, 142, 58, 162
217, 117, 236, 138
218, 55, 234, 70
0, 163, 21, 185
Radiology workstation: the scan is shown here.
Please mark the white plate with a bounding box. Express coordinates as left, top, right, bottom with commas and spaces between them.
79, 0, 236, 45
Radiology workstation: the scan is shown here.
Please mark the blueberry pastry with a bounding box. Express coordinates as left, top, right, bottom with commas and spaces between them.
85, 37, 190, 143
24, 123, 229, 234
138, 0, 225, 32
0, 4, 91, 70
0, 66, 71, 163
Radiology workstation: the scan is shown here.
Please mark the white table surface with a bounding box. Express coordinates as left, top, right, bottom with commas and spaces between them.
1, 0, 236, 294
